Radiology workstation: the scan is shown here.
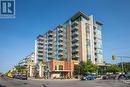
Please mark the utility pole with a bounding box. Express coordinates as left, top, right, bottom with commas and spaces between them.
120, 56, 124, 72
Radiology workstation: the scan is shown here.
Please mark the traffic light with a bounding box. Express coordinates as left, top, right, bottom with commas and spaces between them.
112, 55, 116, 60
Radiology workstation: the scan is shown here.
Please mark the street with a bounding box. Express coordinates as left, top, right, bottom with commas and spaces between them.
0, 77, 130, 87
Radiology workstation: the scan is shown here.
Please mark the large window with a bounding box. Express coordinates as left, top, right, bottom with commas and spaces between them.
55, 65, 63, 70
59, 65, 63, 70
55, 65, 57, 70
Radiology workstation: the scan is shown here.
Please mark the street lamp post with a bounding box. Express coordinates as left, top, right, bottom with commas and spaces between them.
120, 56, 124, 73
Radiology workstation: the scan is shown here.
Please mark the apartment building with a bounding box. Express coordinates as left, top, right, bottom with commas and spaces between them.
34, 11, 104, 78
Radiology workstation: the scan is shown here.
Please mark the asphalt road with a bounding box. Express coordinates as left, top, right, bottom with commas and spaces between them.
0, 77, 129, 87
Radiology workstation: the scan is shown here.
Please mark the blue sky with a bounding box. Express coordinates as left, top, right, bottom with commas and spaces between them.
0, 0, 130, 73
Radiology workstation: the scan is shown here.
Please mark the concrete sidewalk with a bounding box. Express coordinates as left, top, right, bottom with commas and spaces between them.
28, 78, 79, 81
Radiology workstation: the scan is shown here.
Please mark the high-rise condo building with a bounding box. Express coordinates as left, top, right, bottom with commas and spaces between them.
34, 11, 104, 78
35, 11, 104, 65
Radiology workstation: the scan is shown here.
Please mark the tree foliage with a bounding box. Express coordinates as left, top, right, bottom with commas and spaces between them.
15, 65, 26, 73
118, 62, 130, 72
106, 64, 121, 73
79, 60, 97, 76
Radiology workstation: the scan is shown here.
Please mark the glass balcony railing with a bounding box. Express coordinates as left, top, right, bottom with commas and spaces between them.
72, 49, 79, 52
59, 47, 63, 51
72, 37, 79, 42
58, 42, 63, 46
71, 21, 79, 26
58, 28, 63, 32
72, 43, 79, 47
72, 55, 79, 58
72, 31, 79, 36
71, 26, 78, 32
59, 33, 63, 36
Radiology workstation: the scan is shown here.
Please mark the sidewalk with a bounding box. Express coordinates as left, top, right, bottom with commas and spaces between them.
28, 77, 79, 81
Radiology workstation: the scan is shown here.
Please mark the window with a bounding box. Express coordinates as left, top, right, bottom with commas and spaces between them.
59, 65, 63, 70
55, 65, 57, 70
86, 39, 90, 46
85, 23, 90, 33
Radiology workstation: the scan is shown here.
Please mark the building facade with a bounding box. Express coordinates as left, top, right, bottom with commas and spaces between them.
18, 53, 35, 77
34, 11, 104, 78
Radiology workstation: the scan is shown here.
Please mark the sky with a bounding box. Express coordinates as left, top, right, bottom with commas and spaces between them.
0, 0, 130, 73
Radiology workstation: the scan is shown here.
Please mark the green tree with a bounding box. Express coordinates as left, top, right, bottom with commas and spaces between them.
79, 60, 97, 76
15, 65, 26, 74
106, 64, 121, 73
118, 62, 130, 72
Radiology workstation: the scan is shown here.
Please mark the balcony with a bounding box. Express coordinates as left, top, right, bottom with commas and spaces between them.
48, 46, 53, 49
48, 34, 53, 37
58, 39, 63, 43
58, 34, 63, 38
48, 41, 53, 44
72, 43, 79, 47
48, 37, 53, 40
59, 47, 63, 51
59, 37, 63, 41
71, 26, 78, 32
72, 54, 79, 58
38, 57, 43, 61
48, 47, 53, 51
48, 39, 53, 42
37, 45, 43, 48
37, 39, 44, 42
37, 42, 44, 45
37, 41, 44, 44
58, 52, 63, 56
59, 33, 63, 36
75, 55, 79, 58
48, 51, 53, 54
72, 49, 79, 53
58, 42, 63, 46
72, 51, 78, 55
38, 53, 43, 56
72, 21, 79, 26
37, 35, 44, 40
72, 32, 79, 36
58, 28, 63, 32
48, 55, 53, 59
72, 37, 79, 43
58, 55, 63, 58
48, 49, 53, 53
48, 44, 53, 47
38, 49, 43, 52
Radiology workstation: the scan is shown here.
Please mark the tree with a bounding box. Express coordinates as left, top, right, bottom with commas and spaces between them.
15, 65, 26, 74
118, 62, 130, 72
79, 60, 97, 76
106, 64, 121, 73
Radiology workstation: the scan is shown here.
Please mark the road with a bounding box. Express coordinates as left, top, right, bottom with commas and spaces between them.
0, 77, 129, 87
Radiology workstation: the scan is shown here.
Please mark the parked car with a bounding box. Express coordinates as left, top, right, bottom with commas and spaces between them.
13, 75, 27, 80
80, 74, 96, 80
102, 74, 117, 80
13, 75, 20, 79
118, 72, 130, 80
118, 73, 126, 80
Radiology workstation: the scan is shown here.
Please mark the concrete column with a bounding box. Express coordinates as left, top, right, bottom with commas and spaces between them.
29, 66, 33, 77
34, 40, 38, 64
39, 64, 43, 77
